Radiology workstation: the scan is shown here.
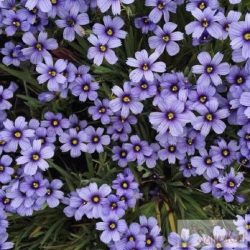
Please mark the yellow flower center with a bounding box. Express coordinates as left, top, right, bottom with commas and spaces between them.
222, 149, 229, 156
134, 145, 141, 152
46, 188, 52, 195
32, 182, 39, 189
52, 120, 59, 126
49, 70, 57, 77
163, 35, 170, 42
99, 107, 106, 113
128, 236, 134, 241
199, 95, 207, 103
32, 154, 40, 161
228, 181, 235, 187
215, 242, 222, 249
71, 139, 78, 145
167, 112, 175, 120
202, 19, 209, 28
106, 28, 113, 36
141, 83, 148, 89
157, 2, 165, 9
245, 224, 250, 230
187, 138, 193, 145
120, 151, 127, 157
198, 2, 206, 10
122, 96, 131, 103
111, 202, 117, 209
122, 182, 128, 189
83, 84, 89, 91
142, 64, 149, 71
92, 196, 100, 203
51, 0, 57, 4
99, 45, 107, 52
206, 157, 212, 165
0, 140, 6, 145
206, 66, 213, 73
244, 32, 250, 41
171, 85, 178, 92
92, 136, 99, 143
236, 76, 243, 84
146, 238, 152, 246
169, 145, 176, 152
3, 198, 10, 204
14, 131, 22, 138
35, 43, 43, 51
13, 21, 20, 27
0, 165, 4, 172
181, 242, 188, 248
109, 223, 116, 230
205, 113, 213, 121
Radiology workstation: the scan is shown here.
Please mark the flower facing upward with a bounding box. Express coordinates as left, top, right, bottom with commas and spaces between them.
192, 52, 230, 86
126, 50, 166, 82
109, 82, 143, 118
97, 0, 135, 15
22, 31, 58, 64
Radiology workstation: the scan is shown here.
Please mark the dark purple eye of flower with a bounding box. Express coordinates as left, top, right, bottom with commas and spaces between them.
120, 195, 127, 202
157, 1, 165, 10
92, 135, 100, 143
32, 181, 40, 189
143, 18, 149, 24
205, 113, 214, 121
110, 202, 117, 209
205, 157, 212, 165
243, 32, 250, 41
122, 95, 131, 103
99, 45, 107, 52
0, 95, 2, 101
2, 197, 10, 205
202, 18, 209, 28
13, 130, 22, 138
49, 70, 57, 77
82, 200, 88, 205
0, 165, 5, 172
166, 112, 175, 121
98, 107, 106, 113
0, 140, 6, 145
145, 236, 154, 246
31, 153, 40, 161
142, 63, 149, 71
46, 188, 52, 196
236, 75, 245, 85
140, 82, 148, 89
227, 180, 236, 188
39, 137, 46, 144
35, 43, 43, 51
31, 7, 38, 14
214, 242, 223, 249
71, 138, 79, 146
170, 84, 179, 92
212, 178, 218, 185
187, 138, 193, 145
186, 162, 193, 169
198, 1, 206, 10
66, 18, 75, 27
223, 23, 229, 32
92, 195, 100, 203
127, 235, 135, 241
120, 150, 127, 158
115, 127, 124, 134
168, 145, 176, 152
82, 84, 90, 92
133, 144, 141, 152
109, 221, 117, 230
51, 119, 59, 127
51, 0, 57, 5
245, 223, 250, 231
199, 95, 207, 103
106, 28, 114, 36
181, 242, 188, 248
221, 149, 230, 157
121, 181, 129, 189
245, 133, 250, 141
12, 20, 21, 27
206, 65, 214, 74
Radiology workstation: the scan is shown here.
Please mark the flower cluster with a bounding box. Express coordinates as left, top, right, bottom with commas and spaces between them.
0, 0, 249, 248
